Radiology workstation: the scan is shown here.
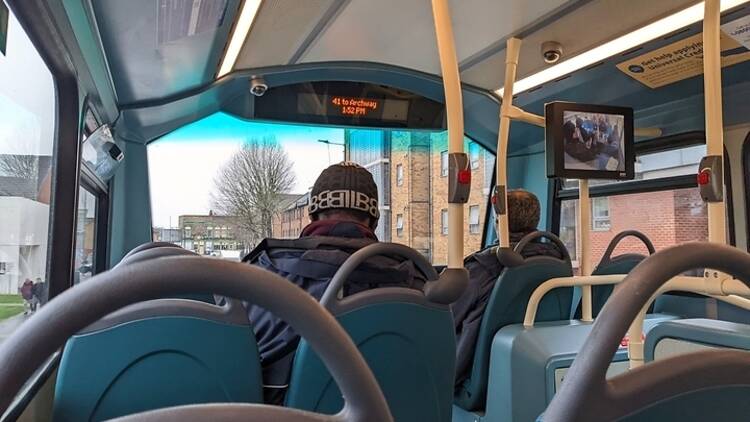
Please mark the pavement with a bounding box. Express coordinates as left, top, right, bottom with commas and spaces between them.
0, 313, 29, 344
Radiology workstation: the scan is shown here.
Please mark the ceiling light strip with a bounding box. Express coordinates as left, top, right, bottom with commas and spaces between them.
218, 0, 263, 79
496, 0, 749, 96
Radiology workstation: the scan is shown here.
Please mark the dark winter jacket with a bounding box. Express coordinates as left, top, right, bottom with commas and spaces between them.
243, 219, 427, 403
451, 231, 563, 388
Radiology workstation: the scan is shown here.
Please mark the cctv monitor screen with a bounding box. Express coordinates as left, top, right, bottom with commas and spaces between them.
545, 102, 634, 180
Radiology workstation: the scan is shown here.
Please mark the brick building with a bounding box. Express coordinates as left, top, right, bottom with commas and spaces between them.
271, 193, 310, 239
348, 129, 493, 265
178, 212, 246, 256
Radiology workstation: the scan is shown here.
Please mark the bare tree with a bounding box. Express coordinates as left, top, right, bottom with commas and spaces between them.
0, 154, 38, 179
212, 136, 296, 246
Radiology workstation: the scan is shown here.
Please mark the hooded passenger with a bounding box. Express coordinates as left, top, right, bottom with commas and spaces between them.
243, 161, 426, 404
451, 189, 563, 388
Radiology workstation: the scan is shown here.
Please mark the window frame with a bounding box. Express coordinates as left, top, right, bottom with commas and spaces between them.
396, 163, 404, 186
78, 103, 110, 275
469, 142, 480, 170
1, 1, 85, 417
440, 208, 449, 235
591, 197, 611, 231
469, 204, 481, 234
551, 132, 734, 246
440, 150, 448, 177
396, 213, 404, 237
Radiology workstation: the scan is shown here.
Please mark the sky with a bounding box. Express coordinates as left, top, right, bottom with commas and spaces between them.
0, 3, 55, 156
148, 112, 345, 227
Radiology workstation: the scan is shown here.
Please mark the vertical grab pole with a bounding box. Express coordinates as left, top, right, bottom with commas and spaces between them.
627, 0, 725, 369
496, 38, 522, 248
431, 0, 464, 268
703, 0, 726, 245
579, 179, 593, 322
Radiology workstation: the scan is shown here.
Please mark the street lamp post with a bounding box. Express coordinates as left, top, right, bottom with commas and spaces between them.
317, 139, 345, 164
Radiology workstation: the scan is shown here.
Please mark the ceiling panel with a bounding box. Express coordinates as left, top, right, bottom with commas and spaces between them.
234, 0, 336, 69
288, 0, 572, 74
461, 0, 701, 90
92, 0, 241, 105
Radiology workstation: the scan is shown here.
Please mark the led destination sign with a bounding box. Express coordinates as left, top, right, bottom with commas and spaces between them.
253, 81, 445, 130
331, 96, 380, 117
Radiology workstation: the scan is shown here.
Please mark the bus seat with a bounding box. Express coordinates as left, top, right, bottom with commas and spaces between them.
645, 318, 750, 362
572, 230, 655, 319
285, 242, 456, 422
117, 244, 217, 304
286, 294, 454, 421
53, 298, 262, 421
454, 231, 574, 412
454, 314, 677, 422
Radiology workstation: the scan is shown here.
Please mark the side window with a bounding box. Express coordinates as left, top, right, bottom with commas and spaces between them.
396, 214, 404, 237
396, 164, 404, 186
0, 6, 56, 320
557, 143, 708, 273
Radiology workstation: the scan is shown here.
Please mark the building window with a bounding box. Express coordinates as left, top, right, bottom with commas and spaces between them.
396, 214, 404, 237
441, 151, 449, 177
184, 226, 191, 238
469, 205, 481, 234
396, 164, 404, 186
469, 142, 480, 169
0, 262, 7, 275
441, 209, 448, 235
592, 197, 611, 231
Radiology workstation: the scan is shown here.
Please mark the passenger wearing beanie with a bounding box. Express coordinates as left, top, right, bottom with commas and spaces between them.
243, 162, 427, 405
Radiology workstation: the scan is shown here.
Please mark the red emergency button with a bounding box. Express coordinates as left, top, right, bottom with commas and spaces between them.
697, 169, 711, 186
458, 169, 471, 184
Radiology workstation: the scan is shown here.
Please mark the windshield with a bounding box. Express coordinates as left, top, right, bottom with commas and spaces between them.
148, 112, 495, 264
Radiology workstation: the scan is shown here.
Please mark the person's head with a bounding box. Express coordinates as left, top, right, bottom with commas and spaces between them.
507, 189, 541, 234
308, 161, 380, 230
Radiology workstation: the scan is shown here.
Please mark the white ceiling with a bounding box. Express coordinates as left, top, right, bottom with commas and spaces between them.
234, 0, 705, 90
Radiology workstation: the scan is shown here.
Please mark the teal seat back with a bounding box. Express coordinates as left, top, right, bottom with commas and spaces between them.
53, 300, 262, 421
455, 256, 573, 411
285, 297, 455, 422
570, 254, 646, 319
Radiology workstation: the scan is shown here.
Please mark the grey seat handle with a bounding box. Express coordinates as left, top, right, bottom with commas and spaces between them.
544, 243, 750, 422
0, 256, 392, 422
321, 242, 467, 308
599, 230, 655, 264
512, 231, 571, 262
117, 246, 196, 267
122, 241, 184, 260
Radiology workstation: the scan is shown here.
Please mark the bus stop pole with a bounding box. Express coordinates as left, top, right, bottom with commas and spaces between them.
496, 38, 522, 248
703, 0, 726, 245
431, 0, 465, 268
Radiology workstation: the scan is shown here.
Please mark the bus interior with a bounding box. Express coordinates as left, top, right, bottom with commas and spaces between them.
1, 0, 750, 421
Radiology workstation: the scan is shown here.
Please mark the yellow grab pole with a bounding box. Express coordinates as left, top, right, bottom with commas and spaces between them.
703, 0, 726, 245
496, 38, 522, 248
578, 179, 593, 322
431, 0, 465, 268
